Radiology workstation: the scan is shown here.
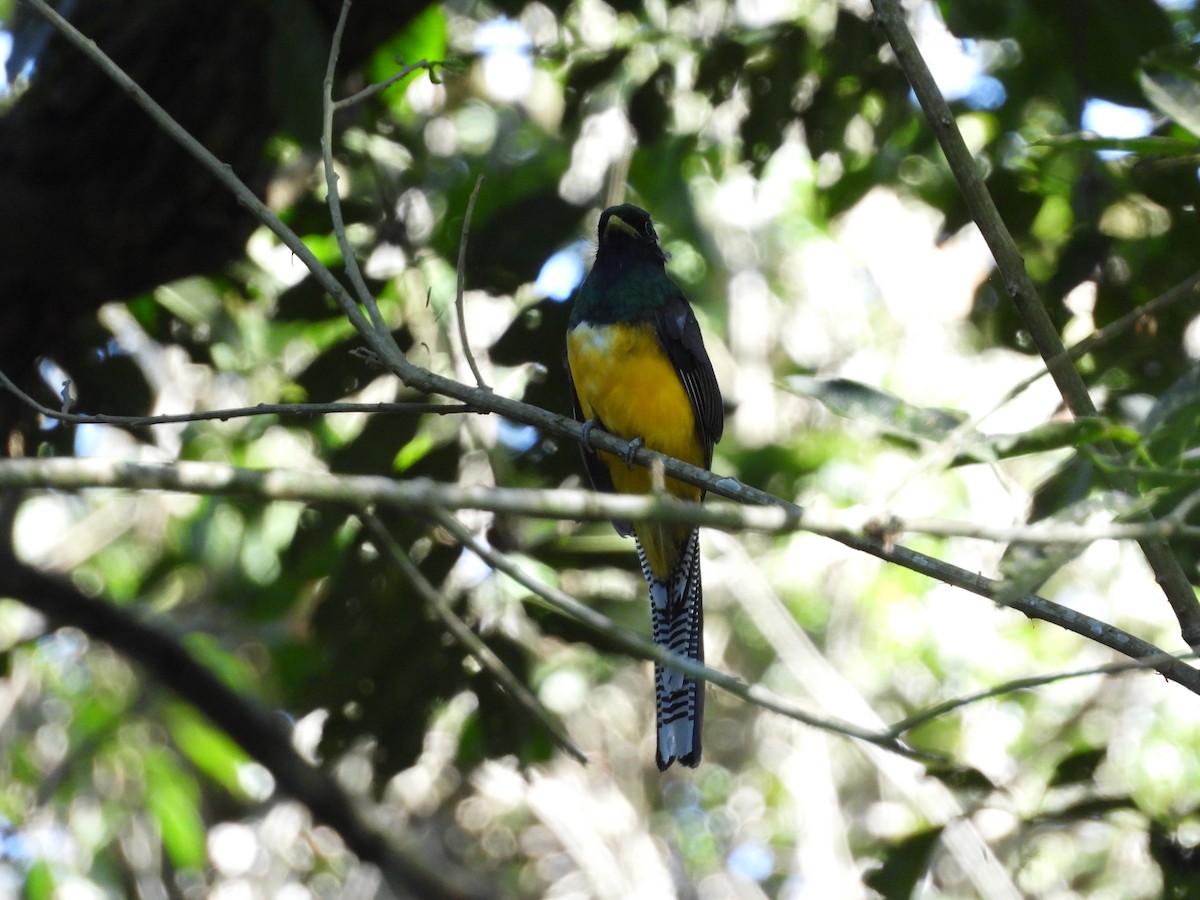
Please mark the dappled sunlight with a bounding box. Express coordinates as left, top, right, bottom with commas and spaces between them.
4, 0, 1200, 895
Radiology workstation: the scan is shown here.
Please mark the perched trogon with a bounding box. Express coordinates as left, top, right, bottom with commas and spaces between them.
566, 204, 724, 770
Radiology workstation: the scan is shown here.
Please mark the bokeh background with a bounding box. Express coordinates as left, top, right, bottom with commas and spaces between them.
3, 0, 1200, 896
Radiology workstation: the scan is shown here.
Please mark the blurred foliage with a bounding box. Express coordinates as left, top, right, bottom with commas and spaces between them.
4, 0, 1200, 896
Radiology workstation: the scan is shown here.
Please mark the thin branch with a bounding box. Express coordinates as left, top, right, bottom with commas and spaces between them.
2, 456, 1198, 694
885, 268, 1200, 502
334, 60, 441, 111
0, 367, 474, 426
323, 0, 387, 336
870, 0, 1200, 646
0, 559, 485, 900
357, 509, 587, 764
6, 453, 1200, 544
998, 269, 1200, 417
455, 176, 488, 389
0, 456, 796, 531
890, 515, 1198, 544
8, 454, 1198, 542
429, 508, 938, 762
887, 651, 1197, 738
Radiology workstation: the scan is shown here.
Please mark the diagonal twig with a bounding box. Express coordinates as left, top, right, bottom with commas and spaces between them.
870, 0, 1200, 647
0, 366, 475, 426
357, 508, 586, 763
887, 651, 1198, 739
455, 176, 488, 389
429, 508, 939, 762
323, 0, 387, 336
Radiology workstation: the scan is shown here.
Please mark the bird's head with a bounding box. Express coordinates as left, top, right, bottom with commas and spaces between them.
596, 204, 669, 266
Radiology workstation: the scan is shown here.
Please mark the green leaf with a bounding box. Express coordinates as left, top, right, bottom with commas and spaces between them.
1049, 746, 1106, 787
165, 703, 253, 798
1141, 64, 1200, 140
182, 633, 258, 693
368, 6, 448, 118
784, 375, 972, 444
1035, 134, 1200, 157
1143, 366, 1200, 467
999, 491, 1143, 594
23, 860, 58, 900
143, 750, 206, 871
976, 418, 1136, 463
864, 827, 944, 900
924, 764, 997, 792
788, 377, 1132, 465
1035, 795, 1139, 824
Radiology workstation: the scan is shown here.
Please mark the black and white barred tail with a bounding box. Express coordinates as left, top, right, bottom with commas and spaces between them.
637, 530, 704, 770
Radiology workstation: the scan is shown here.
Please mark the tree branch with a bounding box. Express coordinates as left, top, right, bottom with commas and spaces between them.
886, 651, 1197, 739
454, 176, 488, 389
0, 367, 476, 426
322, 0, 387, 336
869, 0, 1200, 646
7, 455, 1200, 545
429, 509, 937, 762
0, 559, 486, 900
23, 0, 1200, 755
357, 508, 586, 763
3, 455, 1197, 697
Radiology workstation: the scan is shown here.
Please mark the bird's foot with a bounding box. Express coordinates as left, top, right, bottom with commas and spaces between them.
622, 436, 644, 466
580, 418, 599, 450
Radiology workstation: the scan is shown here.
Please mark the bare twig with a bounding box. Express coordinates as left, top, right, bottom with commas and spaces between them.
887, 651, 1197, 738
870, 0, 1200, 646
334, 60, 442, 110
358, 509, 587, 764
886, 269, 1200, 502
0, 367, 474, 426
323, 0, 387, 336
429, 509, 938, 762
455, 176, 488, 389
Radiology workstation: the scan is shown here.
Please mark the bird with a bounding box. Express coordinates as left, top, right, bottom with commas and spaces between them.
565, 203, 724, 770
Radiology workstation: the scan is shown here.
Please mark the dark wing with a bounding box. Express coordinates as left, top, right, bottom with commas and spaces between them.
654, 293, 724, 469
565, 349, 635, 537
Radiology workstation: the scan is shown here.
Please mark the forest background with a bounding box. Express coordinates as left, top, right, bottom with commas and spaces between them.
3, 0, 1200, 897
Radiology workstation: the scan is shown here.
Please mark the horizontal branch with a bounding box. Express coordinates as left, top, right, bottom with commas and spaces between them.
887, 650, 1197, 738
5, 456, 1200, 545
3, 455, 1198, 697
0, 367, 474, 426
896, 515, 1200, 544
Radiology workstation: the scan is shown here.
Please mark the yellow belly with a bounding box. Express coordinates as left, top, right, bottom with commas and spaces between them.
567, 321, 703, 577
